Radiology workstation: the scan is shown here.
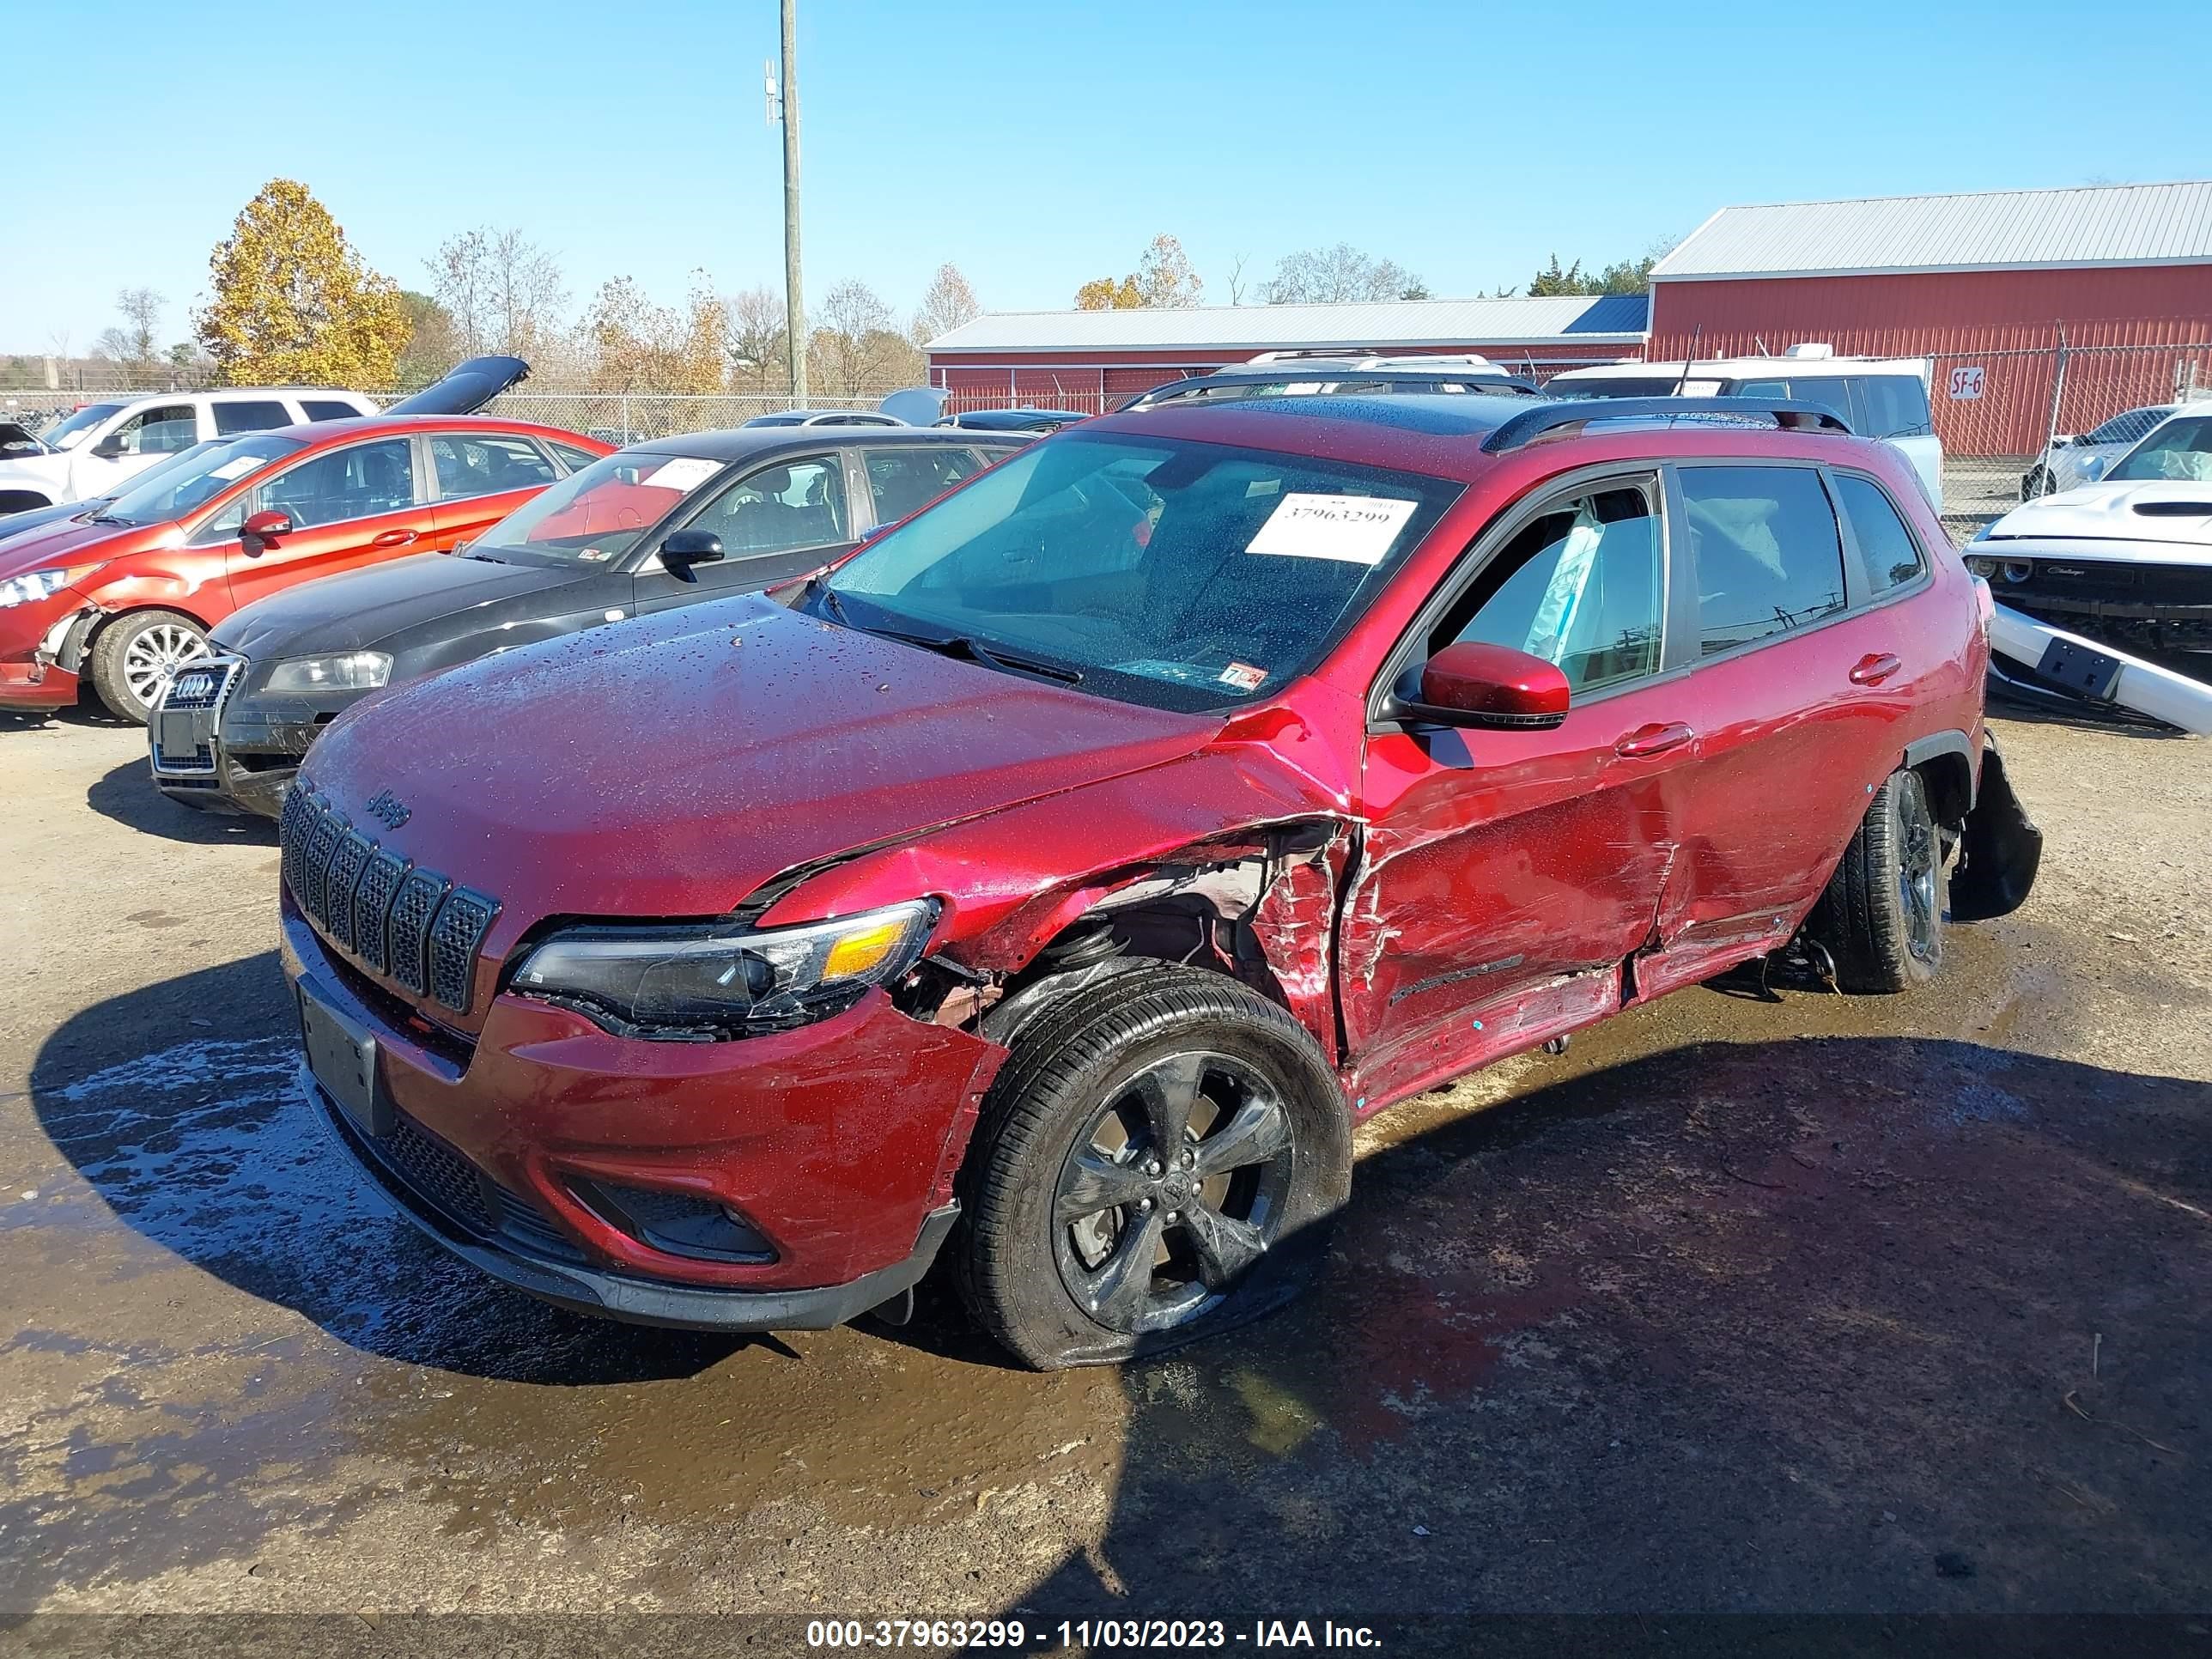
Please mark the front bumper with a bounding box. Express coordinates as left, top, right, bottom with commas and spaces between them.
279, 904, 1007, 1330
0, 590, 90, 711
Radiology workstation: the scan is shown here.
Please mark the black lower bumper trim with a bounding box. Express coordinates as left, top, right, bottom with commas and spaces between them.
310, 1077, 958, 1332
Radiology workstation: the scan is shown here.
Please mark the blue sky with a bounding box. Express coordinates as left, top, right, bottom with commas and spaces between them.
4, 0, 2208, 355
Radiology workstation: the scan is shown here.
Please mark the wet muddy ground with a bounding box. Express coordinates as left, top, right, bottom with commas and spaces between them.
2, 706, 2208, 1640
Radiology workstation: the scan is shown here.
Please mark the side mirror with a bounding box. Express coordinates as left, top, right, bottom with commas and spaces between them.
89, 433, 129, 460
2050, 434, 2075, 448
1395, 641, 1571, 730
659, 528, 725, 583
240, 508, 292, 559
2081, 455, 2109, 483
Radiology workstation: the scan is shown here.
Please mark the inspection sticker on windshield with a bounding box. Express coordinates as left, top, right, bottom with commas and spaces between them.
643, 458, 720, 493
209, 456, 261, 480
1218, 661, 1268, 691
1246, 493, 1416, 564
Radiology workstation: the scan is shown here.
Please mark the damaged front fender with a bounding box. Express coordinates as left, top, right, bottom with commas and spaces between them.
1950, 738, 2041, 923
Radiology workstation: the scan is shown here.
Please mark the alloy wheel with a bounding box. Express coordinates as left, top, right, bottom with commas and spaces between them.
123, 623, 209, 713
1052, 1049, 1297, 1334
1899, 809, 1941, 963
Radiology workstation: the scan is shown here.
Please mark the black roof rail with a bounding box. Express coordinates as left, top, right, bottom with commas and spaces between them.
1481, 396, 1853, 453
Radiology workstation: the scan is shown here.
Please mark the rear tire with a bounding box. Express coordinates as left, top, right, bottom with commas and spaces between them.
1808, 769, 1947, 994
953, 963, 1350, 1370
88, 609, 209, 725
0, 491, 52, 515
2020, 465, 2052, 501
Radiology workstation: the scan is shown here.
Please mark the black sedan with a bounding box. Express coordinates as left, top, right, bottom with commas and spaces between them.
151, 427, 1024, 817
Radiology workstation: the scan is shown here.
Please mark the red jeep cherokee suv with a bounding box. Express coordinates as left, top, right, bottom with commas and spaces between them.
276, 394, 2039, 1369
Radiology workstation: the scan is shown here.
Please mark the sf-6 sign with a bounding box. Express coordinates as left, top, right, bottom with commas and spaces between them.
1948, 365, 1986, 401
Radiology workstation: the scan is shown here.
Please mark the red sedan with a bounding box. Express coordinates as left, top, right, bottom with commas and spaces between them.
0, 362, 609, 722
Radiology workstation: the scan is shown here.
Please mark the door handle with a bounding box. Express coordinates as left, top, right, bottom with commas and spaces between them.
1614, 721, 1694, 758
371, 528, 419, 549
1849, 652, 1902, 685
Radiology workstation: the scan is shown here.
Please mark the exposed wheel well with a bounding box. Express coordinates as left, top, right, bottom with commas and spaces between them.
1911, 750, 1974, 830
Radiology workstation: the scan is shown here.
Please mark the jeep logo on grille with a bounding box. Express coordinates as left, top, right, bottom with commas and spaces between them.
366, 788, 411, 830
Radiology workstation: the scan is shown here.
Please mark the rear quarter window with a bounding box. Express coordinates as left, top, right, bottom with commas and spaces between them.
301, 399, 362, 422
1833, 474, 1927, 596
1853, 376, 1933, 440
212, 399, 293, 435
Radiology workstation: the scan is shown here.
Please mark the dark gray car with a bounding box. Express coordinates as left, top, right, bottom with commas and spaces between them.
152, 426, 1024, 817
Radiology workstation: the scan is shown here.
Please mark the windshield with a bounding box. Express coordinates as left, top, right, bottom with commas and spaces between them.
2108, 415, 2212, 483
40, 404, 125, 449
821, 433, 1461, 712
470, 450, 723, 567
83, 440, 231, 511
96, 432, 304, 526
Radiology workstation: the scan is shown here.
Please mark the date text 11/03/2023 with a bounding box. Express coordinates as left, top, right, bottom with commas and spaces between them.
805, 1618, 1384, 1649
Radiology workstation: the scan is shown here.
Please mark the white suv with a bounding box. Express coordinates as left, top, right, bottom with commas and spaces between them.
0, 387, 378, 513
1547, 345, 1942, 509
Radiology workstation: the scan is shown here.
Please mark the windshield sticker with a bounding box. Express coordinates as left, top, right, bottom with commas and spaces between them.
1246, 493, 1417, 564
576, 548, 611, 562
209, 456, 261, 481
1244, 478, 1281, 497
1218, 661, 1268, 691
643, 458, 721, 493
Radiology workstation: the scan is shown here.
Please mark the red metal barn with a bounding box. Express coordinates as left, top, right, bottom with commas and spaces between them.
924, 295, 1650, 412
1647, 183, 2212, 455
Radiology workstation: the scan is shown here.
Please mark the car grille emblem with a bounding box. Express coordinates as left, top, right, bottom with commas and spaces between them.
366, 788, 411, 830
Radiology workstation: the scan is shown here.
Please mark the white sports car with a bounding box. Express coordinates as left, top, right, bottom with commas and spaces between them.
1969, 402, 2212, 679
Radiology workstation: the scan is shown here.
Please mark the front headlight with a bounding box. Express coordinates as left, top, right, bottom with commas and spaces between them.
0, 563, 100, 609
263, 651, 392, 692
1965, 556, 1999, 578
512, 898, 938, 1039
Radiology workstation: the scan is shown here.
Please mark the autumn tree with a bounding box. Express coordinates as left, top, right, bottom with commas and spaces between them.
1526, 252, 1660, 296
726, 285, 787, 392
910, 263, 981, 345
395, 290, 459, 389
428, 227, 568, 358
1074, 234, 1204, 310
580, 271, 726, 393
1262, 244, 1425, 304
194, 180, 406, 386
1074, 275, 1143, 310
811, 279, 918, 397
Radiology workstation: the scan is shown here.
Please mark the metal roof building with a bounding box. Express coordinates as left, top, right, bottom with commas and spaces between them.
925, 294, 1648, 410
1646, 181, 2212, 455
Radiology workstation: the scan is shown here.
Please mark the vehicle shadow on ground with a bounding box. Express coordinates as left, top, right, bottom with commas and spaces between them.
988, 1032, 2211, 1620
83, 756, 279, 845
25, 951, 751, 1386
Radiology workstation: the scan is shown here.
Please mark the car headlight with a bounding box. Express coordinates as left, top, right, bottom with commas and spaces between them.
512, 898, 938, 1039
1965, 556, 1999, 578
263, 651, 392, 692
0, 563, 100, 609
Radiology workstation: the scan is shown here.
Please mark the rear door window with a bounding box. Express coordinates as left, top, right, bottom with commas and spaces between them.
863, 446, 984, 525
1833, 474, 1926, 597
212, 399, 293, 435
1679, 465, 1848, 657
1853, 376, 1932, 439
301, 398, 363, 422
428, 433, 557, 501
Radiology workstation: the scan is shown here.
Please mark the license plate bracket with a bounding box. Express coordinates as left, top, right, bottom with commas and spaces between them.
298, 979, 392, 1136
2034, 635, 2124, 702
155, 708, 210, 768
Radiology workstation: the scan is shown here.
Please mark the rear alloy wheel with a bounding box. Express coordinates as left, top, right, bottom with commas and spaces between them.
2020, 465, 2053, 501
90, 610, 210, 724
955, 963, 1350, 1369
1808, 768, 1947, 993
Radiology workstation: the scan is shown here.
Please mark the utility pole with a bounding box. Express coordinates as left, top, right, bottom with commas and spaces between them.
777, 0, 807, 404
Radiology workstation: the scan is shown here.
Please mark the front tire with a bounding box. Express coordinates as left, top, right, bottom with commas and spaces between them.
1808, 769, 1947, 994
88, 610, 210, 724
953, 964, 1350, 1370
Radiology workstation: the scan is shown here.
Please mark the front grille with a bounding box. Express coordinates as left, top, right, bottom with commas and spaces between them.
383, 1112, 495, 1234
160, 656, 239, 712
2006, 559, 2212, 607
278, 782, 501, 1015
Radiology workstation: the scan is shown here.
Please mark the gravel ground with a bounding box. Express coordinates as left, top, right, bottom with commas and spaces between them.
0, 703, 2206, 1652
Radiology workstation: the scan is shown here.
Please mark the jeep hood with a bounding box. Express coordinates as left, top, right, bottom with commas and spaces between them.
213, 552, 584, 658
1984, 481, 2212, 561
301, 596, 1217, 926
